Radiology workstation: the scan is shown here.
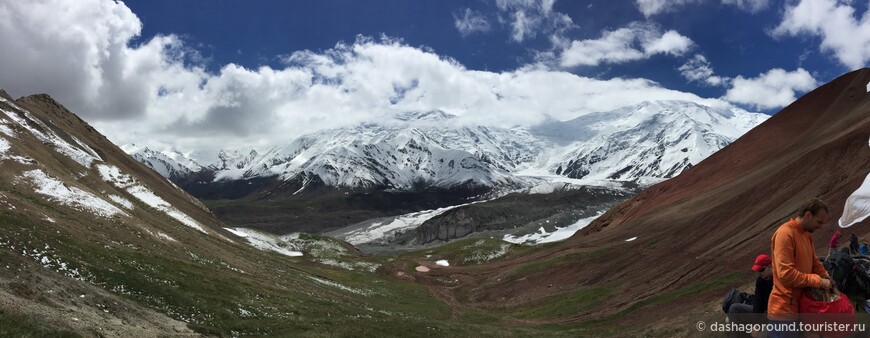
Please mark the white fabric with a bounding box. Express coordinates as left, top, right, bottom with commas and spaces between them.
839, 137, 870, 228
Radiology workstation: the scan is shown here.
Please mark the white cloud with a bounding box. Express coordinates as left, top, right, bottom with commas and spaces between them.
559, 22, 694, 67
679, 54, 728, 86
636, 0, 770, 16
643, 30, 694, 55
721, 0, 771, 13
0, 0, 745, 154
723, 68, 818, 110
454, 8, 491, 37
495, 0, 576, 43
635, 0, 700, 16
773, 0, 870, 70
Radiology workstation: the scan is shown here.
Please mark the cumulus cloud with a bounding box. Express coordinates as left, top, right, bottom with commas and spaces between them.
0, 0, 208, 121
0, 0, 745, 154
495, 0, 575, 43
454, 8, 491, 37
636, 0, 770, 16
723, 68, 818, 110
679, 54, 728, 86
559, 22, 694, 67
773, 0, 870, 70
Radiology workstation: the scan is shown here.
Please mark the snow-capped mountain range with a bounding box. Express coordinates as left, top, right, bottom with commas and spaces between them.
126, 100, 768, 194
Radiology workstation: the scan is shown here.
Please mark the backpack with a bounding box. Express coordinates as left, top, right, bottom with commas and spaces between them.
825, 250, 857, 293
852, 257, 870, 298
722, 288, 754, 313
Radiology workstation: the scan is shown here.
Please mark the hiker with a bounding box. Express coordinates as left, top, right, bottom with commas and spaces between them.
828, 230, 842, 259
768, 198, 833, 338
850, 234, 860, 256
727, 254, 774, 336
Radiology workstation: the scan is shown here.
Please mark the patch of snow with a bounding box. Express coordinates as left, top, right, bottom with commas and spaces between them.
96, 164, 137, 188
238, 307, 253, 317
0, 135, 30, 164
97, 164, 206, 233
0, 121, 14, 138
503, 213, 601, 244
308, 276, 374, 296
9, 241, 91, 282
415, 265, 430, 272
163, 209, 205, 232
0, 134, 34, 165
44, 216, 55, 223
71, 136, 101, 160
224, 227, 303, 257
625, 236, 638, 242
107, 194, 134, 210
435, 260, 449, 267
316, 258, 380, 273
0, 137, 9, 156
18, 169, 124, 218
464, 243, 511, 264
0, 107, 101, 167
158, 232, 177, 242
0, 193, 13, 209
125, 185, 164, 208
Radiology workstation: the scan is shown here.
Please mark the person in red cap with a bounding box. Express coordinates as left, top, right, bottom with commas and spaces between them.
827, 230, 842, 260
727, 253, 775, 335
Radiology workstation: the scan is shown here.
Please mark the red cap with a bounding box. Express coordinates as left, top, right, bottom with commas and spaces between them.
752, 254, 772, 272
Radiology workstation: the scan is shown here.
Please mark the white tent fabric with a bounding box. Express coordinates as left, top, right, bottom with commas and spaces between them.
839, 137, 870, 228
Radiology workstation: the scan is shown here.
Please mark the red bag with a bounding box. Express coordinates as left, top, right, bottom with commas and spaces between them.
799, 290, 855, 338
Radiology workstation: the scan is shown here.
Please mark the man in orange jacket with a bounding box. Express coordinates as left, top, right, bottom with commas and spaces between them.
768, 198, 832, 338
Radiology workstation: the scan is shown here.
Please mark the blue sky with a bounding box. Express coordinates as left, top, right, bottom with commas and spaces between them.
0, 0, 867, 151
122, 0, 852, 98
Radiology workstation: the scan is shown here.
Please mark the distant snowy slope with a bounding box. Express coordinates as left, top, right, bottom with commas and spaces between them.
126, 101, 767, 194
541, 101, 768, 180
123, 144, 204, 180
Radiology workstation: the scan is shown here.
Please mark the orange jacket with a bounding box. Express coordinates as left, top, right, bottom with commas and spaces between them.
768, 218, 830, 320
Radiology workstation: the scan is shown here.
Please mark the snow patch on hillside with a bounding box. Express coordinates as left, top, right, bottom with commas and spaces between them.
19, 169, 124, 218
0, 107, 102, 167
158, 232, 177, 242
96, 164, 206, 233
107, 194, 134, 210
308, 276, 374, 296
0, 123, 13, 138
0, 137, 9, 157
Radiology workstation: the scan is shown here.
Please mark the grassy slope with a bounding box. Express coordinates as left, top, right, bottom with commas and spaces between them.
0, 196, 748, 337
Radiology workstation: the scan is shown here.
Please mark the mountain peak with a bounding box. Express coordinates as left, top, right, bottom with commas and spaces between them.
393, 110, 456, 122
0, 88, 13, 102
634, 100, 707, 112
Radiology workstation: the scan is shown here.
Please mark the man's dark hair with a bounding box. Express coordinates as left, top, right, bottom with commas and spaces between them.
798, 197, 829, 217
